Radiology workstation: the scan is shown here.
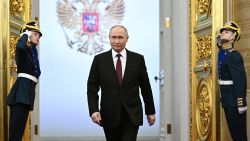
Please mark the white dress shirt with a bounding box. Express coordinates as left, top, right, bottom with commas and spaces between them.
112, 49, 127, 78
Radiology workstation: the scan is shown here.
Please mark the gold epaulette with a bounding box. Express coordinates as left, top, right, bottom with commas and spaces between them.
228, 48, 235, 52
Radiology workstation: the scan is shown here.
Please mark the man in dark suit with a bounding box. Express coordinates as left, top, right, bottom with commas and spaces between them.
6, 21, 42, 141
87, 25, 156, 141
217, 21, 248, 141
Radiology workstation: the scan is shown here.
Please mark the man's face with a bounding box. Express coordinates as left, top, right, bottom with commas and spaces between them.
29, 31, 41, 45
109, 26, 128, 53
220, 29, 235, 44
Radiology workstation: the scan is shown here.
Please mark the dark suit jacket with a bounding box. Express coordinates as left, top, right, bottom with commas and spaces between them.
87, 49, 155, 128
7, 35, 37, 110
219, 48, 247, 108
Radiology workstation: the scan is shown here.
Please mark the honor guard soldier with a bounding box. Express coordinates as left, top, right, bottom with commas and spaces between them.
6, 21, 42, 141
217, 21, 248, 141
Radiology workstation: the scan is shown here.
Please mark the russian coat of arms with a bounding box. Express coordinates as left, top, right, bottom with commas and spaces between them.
56, 0, 125, 55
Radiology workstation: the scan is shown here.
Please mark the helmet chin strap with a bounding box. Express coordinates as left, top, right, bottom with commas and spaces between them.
221, 38, 230, 43
221, 32, 236, 44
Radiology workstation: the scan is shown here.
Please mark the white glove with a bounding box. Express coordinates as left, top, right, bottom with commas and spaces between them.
238, 106, 247, 114
20, 30, 31, 41
216, 34, 222, 47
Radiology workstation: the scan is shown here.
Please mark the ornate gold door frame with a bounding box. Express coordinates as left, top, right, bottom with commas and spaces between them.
190, 0, 224, 140
0, 0, 10, 140
0, 0, 32, 141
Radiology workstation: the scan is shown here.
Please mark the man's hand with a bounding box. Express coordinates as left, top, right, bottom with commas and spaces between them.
91, 112, 102, 125
147, 114, 155, 126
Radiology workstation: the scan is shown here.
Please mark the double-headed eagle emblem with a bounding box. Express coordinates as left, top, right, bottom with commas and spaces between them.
56, 0, 125, 55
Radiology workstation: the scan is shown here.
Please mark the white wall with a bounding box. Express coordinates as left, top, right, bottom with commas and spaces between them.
159, 0, 189, 141
40, 0, 159, 139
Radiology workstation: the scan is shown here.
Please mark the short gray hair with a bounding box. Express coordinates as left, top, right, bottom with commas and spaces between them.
109, 25, 129, 37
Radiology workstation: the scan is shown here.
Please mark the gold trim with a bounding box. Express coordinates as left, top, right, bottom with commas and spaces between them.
196, 34, 212, 60
10, 0, 30, 21
9, 34, 18, 88
190, 0, 224, 140
198, 0, 210, 14
0, 0, 10, 140
1, 0, 32, 140
11, 0, 24, 15
189, 0, 195, 139
196, 78, 212, 140
212, 0, 224, 141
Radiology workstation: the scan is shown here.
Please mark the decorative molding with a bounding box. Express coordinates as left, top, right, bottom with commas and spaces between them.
189, 0, 193, 139
196, 0, 212, 21
198, 0, 209, 14
194, 20, 212, 33
9, 34, 18, 88
196, 78, 212, 140
196, 34, 212, 60
190, 0, 214, 140
10, 0, 24, 16
10, 0, 31, 22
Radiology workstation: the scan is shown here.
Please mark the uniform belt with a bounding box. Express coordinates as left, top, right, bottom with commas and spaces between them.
218, 80, 233, 85
17, 73, 38, 83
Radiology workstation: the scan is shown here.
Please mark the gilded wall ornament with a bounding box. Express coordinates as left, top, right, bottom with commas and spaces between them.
10, 35, 18, 59
196, 78, 212, 140
9, 34, 18, 87
198, 0, 209, 14
11, 0, 24, 15
196, 34, 212, 60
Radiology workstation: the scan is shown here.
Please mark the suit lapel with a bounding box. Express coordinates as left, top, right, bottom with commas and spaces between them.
122, 50, 131, 85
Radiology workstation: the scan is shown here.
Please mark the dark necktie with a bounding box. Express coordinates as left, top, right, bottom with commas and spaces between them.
116, 54, 122, 85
